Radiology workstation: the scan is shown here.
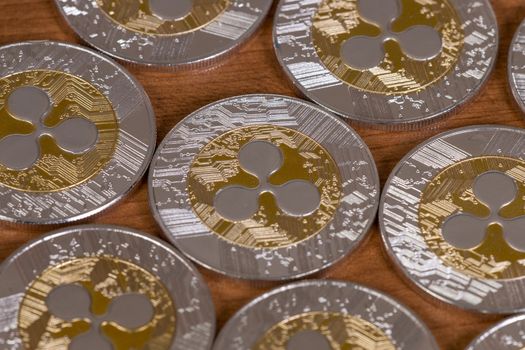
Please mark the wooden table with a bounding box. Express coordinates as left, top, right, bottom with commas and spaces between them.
1, 0, 524, 349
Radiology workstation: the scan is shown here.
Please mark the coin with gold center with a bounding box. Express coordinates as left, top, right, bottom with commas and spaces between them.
380, 125, 525, 313
0, 225, 215, 350
148, 94, 379, 280
0, 41, 156, 225
54, 0, 272, 67
273, 0, 498, 126
466, 314, 525, 350
213, 280, 438, 350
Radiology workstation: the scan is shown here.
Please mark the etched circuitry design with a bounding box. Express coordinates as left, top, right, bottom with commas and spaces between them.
187, 124, 342, 249
0, 70, 118, 193
253, 312, 395, 349
18, 256, 176, 350
420, 157, 525, 280
97, 0, 229, 35
311, 0, 463, 94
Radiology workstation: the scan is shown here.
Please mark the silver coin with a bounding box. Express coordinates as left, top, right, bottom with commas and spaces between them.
380, 125, 525, 313
466, 314, 525, 350
273, 0, 498, 126
213, 279, 438, 350
0, 41, 156, 225
509, 18, 525, 114
0, 224, 215, 350
54, 0, 272, 68
148, 94, 379, 280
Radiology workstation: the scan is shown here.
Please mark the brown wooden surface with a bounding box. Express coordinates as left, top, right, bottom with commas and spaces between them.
1, 0, 525, 349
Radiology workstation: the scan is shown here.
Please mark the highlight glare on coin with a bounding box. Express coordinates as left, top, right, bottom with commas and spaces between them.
380, 125, 525, 313
149, 94, 380, 280
0, 225, 215, 350
0, 41, 156, 225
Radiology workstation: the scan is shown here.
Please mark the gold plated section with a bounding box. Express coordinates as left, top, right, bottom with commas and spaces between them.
97, 0, 229, 35
311, 0, 464, 95
0, 70, 118, 193
18, 256, 176, 350
419, 156, 525, 280
253, 311, 395, 349
187, 125, 342, 249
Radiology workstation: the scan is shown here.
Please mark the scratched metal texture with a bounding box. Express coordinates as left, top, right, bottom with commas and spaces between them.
0, 41, 156, 225
0, 225, 216, 350
148, 94, 380, 280
273, 0, 498, 126
213, 280, 439, 350
54, 0, 273, 68
380, 125, 525, 313
466, 314, 525, 350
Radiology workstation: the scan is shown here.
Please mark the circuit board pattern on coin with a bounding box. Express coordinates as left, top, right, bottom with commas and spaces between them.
187, 125, 341, 249
312, 0, 463, 95
381, 126, 525, 313
0, 70, 118, 192
466, 314, 525, 350
97, 0, 229, 35
212, 280, 438, 350
18, 256, 176, 349
149, 95, 379, 280
0, 226, 215, 350
56, 0, 271, 67
253, 311, 395, 349
0, 42, 155, 224
274, 0, 497, 125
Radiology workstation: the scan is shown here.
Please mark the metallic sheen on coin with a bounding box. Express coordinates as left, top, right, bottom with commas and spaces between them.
148, 94, 379, 280
380, 125, 525, 313
54, 0, 272, 68
273, 0, 498, 126
466, 314, 525, 350
0, 41, 156, 225
213, 280, 438, 350
0, 225, 215, 350
509, 18, 525, 114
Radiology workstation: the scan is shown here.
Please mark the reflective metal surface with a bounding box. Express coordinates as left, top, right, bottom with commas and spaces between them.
466, 314, 525, 350
149, 94, 379, 280
213, 280, 438, 350
380, 125, 525, 313
0, 41, 156, 225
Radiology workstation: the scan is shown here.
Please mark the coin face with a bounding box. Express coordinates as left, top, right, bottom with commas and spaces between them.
380, 125, 525, 313
212, 280, 438, 350
273, 0, 498, 126
54, 0, 272, 67
466, 314, 525, 350
0, 41, 156, 225
509, 18, 525, 115
0, 225, 215, 350
149, 94, 379, 280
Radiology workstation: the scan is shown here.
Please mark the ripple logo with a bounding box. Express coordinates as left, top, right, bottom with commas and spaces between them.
287, 331, 331, 350
0, 86, 98, 170
46, 284, 154, 350
148, 0, 193, 21
442, 171, 525, 252
341, 0, 443, 70
214, 140, 321, 221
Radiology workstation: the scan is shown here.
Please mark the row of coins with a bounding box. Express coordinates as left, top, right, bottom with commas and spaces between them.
1, 225, 524, 349
52, 0, 502, 127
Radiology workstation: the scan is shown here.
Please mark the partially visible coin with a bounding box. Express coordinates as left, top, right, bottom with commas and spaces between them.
509, 18, 525, 114
273, 0, 498, 126
466, 314, 525, 350
0, 41, 156, 225
54, 0, 272, 68
380, 125, 525, 313
149, 94, 380, 280
0, 225, 215, 350
213, 280, 439, 350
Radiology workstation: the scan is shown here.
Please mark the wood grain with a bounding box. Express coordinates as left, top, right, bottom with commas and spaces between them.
1, 0, 524, 349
